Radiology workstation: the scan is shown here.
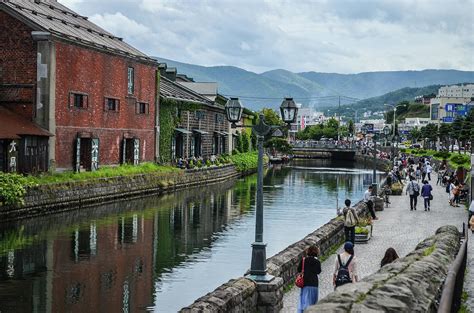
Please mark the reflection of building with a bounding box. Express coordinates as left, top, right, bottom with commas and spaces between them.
51, 216, 154, 313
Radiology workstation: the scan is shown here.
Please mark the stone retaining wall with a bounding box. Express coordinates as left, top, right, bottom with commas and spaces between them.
0, 165, 246, 221
307, 225, 461, 312
179, 201, 370, 312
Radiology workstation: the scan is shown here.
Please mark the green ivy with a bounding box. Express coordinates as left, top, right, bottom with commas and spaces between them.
0, 173, 36, 206
159, 97, 201, 163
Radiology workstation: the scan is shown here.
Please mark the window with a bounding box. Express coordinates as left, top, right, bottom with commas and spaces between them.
127, 67, 134, 94
135, 102, 149, 114
105, 98, 119, 112
69, 92, 88, 109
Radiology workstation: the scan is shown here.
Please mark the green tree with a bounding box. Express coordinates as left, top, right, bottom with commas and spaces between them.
347, 119, 355, 136
261, 108, 284, 126
410, 127, 421, 142
264, 138, 292, 154
242, 132, 251, 152
452, 117, 464, 153
438, 123, 452, 149
235, 131, 243, 153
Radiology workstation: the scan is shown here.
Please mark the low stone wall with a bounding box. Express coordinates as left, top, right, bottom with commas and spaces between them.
179, 201, 370, 312
307, 225, 461, 312
0, 165, 245, 221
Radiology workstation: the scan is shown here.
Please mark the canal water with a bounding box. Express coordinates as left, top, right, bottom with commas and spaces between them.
0, 160, 382, 313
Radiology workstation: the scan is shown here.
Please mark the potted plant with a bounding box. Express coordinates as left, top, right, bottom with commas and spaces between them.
355, 217, 373, 243
390, 182, 403, 195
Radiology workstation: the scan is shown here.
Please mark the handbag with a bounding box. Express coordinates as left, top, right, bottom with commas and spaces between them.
295, 257, 305, 288
429, 194, 433, 200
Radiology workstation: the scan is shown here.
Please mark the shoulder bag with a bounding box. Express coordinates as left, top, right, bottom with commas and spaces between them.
295, 257, 305, 288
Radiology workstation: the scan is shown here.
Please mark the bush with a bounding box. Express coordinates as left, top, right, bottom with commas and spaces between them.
0, 173, 36, 206
196, 160, 203, 168
450, 154, 470, 166
391, 182, 403, 195
400, 148, 407, 153
357, 217, 373, 227
434, 151, 451, 159
355, 226, 369, 234
206, 159, 212, 167
229, 152, 259, 172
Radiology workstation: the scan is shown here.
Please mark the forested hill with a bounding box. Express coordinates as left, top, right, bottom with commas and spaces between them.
154, 57, 474, 111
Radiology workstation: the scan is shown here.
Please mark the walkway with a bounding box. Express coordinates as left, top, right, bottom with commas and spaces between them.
281, 175, 468, 312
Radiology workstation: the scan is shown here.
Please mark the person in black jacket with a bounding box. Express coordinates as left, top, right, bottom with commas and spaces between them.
297, 246, 322, 312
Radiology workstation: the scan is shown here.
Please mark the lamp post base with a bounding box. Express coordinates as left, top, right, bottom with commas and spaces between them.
250, 242, 268, 278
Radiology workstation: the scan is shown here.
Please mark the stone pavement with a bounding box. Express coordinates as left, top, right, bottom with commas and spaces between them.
281, 175, 468, 312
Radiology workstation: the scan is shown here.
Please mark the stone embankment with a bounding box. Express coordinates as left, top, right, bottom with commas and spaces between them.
0, 165, 247, 221
179, 201, 371, 312
307, 225, 461, 313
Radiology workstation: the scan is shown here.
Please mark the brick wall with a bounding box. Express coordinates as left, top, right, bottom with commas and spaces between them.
54, 41, 157, 169
0, 11, 36, 119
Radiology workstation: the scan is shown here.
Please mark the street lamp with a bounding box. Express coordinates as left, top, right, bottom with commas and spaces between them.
361, 126, 377, 195
225, 97, 297, 281
383, 126, 391, 148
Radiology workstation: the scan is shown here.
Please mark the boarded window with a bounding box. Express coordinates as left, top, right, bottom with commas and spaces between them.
105, 98, 119, 112
135, 102, 149, 115
69, 92, 88, 109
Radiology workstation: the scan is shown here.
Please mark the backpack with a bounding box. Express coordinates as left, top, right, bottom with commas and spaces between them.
344, 209, 357, 227
446, 183, 450, 194
335, 255, 354, 287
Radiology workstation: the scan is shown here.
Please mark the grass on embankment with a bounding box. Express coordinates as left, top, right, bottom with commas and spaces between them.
401, 148, 471, 170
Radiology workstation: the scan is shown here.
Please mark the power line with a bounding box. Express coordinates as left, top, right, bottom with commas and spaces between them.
221, 94, 361, 101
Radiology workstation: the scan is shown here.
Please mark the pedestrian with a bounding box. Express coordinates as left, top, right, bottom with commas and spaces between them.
421, 163, 427, 182
415, 166, 421, 182
426, 162, 432, 181
364, 185, 377, 220
333, 242, 358, 289
380, 247, 399, 267
469, 201, 474, 227
343, 199, 359, 244
421, 180, 433, 211
449, 180, 459, 207
297, 246, 322, 313
406, 176, 420, 211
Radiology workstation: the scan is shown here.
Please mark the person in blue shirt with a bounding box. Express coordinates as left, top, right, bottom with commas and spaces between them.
421, 180, 433, 211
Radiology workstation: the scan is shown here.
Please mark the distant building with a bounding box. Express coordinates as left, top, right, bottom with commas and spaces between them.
398, 118, 432, 134
414, 94, 435, 105
430, 97, 472, 123
438, 84, 474, 98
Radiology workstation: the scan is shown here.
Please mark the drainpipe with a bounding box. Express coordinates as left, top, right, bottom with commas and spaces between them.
155, 70, 160, 163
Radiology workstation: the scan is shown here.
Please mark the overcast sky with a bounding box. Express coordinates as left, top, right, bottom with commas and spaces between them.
59, 0, 473, 74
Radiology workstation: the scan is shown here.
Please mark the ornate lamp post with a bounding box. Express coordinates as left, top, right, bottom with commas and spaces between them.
361, 126, 377, 195
383, 126, 391, 148
225, 97, 297, 281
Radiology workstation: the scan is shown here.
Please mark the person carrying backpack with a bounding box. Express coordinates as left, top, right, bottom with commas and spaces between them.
343, 199, 359, 244
406, 176, 420, 211
333, 242, 358, 289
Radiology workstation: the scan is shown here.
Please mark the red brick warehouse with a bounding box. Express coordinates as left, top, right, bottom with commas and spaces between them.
0, 0, 160, 172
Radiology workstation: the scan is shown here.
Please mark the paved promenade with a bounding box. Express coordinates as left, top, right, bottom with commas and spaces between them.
282, 175, 468, 312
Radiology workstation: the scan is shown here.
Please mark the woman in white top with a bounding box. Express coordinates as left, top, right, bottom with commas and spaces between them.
333, 242, 358, 289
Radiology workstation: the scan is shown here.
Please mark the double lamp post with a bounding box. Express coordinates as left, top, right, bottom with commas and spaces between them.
224, 97, 298, 281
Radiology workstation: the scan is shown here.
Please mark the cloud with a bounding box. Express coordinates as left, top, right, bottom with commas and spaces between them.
58, 0, 474, 73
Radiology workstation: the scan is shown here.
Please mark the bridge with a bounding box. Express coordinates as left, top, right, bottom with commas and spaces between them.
291, 141, 358, 160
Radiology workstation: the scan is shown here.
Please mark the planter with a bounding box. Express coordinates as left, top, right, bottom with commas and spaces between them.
355, 225, 373, 243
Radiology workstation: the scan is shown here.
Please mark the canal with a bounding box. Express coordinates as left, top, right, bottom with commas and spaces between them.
0, 160, 382, 313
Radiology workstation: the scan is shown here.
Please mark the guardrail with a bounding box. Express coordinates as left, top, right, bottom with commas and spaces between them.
292, 141, 356, 149
438, 224, 468, 313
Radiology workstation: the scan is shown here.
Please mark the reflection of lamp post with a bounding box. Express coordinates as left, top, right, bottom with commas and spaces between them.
225, 97, 297, 281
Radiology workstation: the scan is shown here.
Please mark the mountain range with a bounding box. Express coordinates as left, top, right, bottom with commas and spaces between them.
155, 57, 474, 111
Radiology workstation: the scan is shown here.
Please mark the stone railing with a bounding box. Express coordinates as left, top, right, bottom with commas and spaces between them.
0, 165, 245, 221
179, 201, 371, 312
307, 225, 461, 312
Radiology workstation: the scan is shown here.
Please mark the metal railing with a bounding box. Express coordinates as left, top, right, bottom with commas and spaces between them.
292, 141, 356, 150
438, 225, 468, 313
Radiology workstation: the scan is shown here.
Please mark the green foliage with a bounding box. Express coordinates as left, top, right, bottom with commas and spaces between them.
264, 138, 293, 154
229, 152, 260, 172
0, 173, 36, 206
355, 226, 369, 234
242, 132, 251, 152
423, 245, 435, 256
159, 97, 201, 163
0, 226, 36, 255
450, 154, 470, 166
296, 118, 339, 140
206, 159, 211, 167
260, 108, 284, 126
235, 131, 243, 153
433, 151, 451, 159
28, 163, 179, 185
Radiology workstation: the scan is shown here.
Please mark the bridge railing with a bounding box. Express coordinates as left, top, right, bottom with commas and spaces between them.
292, 141, 357, 150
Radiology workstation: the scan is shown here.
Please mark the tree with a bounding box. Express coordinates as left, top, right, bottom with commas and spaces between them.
438, 123, 452, 149
242, 132, 251, 152
452, 117, 464, 153
264, 138, 292, 155
260, 108, 284, 126
409, 127, 421, 143
347, 119, 355, 136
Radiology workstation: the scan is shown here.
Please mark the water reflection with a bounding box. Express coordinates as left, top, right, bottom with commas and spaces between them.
0, 161, 381, 312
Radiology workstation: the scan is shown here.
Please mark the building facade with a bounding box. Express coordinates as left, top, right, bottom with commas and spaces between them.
438, 84, 474, 98
0, 1, 159, 172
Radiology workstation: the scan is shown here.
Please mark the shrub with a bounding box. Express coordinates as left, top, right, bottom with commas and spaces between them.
450, 154, 470, 166
229, 152, 259, 172
391, 182, 403, 195
357, 217, 373, 227
434, 151, 451, 159
196, 160, 203, 168
206, 159, 212, 167
0, 173, 36, 206
355, 226, 369, 234
400, 148, 407, 153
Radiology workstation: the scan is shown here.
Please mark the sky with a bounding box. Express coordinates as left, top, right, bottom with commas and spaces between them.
59, 0, 474, 74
